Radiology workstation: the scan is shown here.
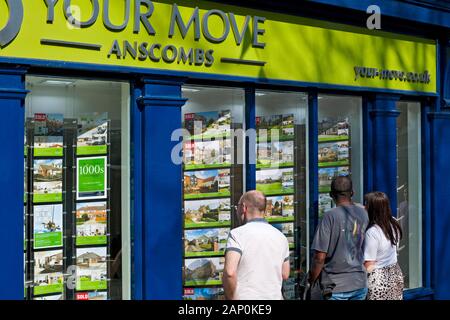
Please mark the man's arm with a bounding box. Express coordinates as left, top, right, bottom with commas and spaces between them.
282, 260, 290, 280
223, 250, 241, 300
308, 251, 326, 284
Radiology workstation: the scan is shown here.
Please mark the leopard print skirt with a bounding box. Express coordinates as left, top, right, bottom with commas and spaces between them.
367, 263, 404, 300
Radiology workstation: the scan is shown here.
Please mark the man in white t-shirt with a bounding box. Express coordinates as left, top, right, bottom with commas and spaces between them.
222, 190, 290, 300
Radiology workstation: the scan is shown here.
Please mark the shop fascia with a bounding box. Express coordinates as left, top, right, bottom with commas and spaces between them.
44, 0, 266, 67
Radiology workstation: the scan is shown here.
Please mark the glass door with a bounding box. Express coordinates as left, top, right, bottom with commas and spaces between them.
181, 86, 244, 300
255, 90, 308, 300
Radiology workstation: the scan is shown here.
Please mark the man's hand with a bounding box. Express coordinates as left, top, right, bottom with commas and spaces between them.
309, 251, 326, 284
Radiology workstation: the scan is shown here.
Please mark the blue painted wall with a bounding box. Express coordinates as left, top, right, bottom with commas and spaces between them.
369, 95, 401, 216
0, 67, 27, 299
428, 112, 450, 299
306, 0, 450, 28
137, 78, 187, 299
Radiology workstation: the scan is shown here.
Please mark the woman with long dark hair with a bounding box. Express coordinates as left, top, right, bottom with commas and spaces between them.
363, 192, 404, 300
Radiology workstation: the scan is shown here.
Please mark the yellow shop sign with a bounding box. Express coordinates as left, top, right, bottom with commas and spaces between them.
0, 0, 437, 93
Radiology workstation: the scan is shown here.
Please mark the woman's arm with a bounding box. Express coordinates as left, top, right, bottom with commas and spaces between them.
364, 260, 376, 273
363, 228, 378, 273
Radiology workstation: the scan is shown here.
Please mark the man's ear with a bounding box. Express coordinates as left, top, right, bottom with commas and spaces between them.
351, 190, 354, 197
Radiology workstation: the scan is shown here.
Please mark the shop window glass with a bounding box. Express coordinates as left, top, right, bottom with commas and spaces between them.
181, 86, 244, 300
396, 101, 422, 289
255, 90, 308, 300
318, 95, 363, 214
24, 76, 131, 300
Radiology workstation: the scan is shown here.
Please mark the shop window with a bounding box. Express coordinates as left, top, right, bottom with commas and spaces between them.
24, 76, 131, 300
396, 101, 422, 289
318, 95, 363, 214
181, 86, 244, 300
255, 90, 308, 300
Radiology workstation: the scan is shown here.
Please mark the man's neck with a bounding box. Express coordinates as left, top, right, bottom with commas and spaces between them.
245, 214, 265, 223
336, 199, 353, 207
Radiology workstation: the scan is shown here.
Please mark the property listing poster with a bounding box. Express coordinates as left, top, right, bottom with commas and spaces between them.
184, 139, 232, 170
24, 152, 27, 203
76, 202, 107, 246
255, 168, 294, 196
75, 291, 108, 300
183, 169, 231, 200
33, 250, 64, 296
182, 110, 232, 300
76, 247, 107, 291
264, 195, 295, 223
76, 156, 107, 200
33, 159, 63, 203
184, 257, 225, 287
318, 117, 351, 218
184, 228, 229, 258
77, 113, 108, 156
34, 294, 63, 300
183, 287, 225, 300
33, 204, 63, 249
33, 113, 64, 157
256, 114, 295, 142
184, 198, 231, 229
184, 110, 231, 140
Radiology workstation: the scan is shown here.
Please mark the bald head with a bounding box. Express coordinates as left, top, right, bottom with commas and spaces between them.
240, 190, 267, 214
330, 175, 353, 201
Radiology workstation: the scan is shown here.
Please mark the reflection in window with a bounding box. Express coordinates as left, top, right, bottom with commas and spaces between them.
396, 101, 422, 289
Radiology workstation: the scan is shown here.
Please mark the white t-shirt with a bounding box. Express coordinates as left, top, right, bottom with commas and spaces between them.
364, 225, 398, 269
226, 219, 290, 300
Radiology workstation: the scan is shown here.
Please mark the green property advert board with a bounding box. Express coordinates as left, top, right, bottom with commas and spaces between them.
76, 145, 108, 156
34, 232, 63, 249
33, 282, 64, 296
77, 157, 107, 200
34, 147, 64, 157
76, 235, 107, 246
76, 278, 108, 291
33, 193, 63, 204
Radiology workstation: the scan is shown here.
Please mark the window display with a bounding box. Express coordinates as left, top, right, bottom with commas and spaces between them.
318, 95, 363, 217
255, 90, 308, 300
181, 86, 244, 300
24, 77, 130, 300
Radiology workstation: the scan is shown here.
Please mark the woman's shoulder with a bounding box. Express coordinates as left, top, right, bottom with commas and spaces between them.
366, 224, 383, 237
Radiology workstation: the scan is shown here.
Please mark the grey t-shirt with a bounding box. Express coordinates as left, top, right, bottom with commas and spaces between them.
312, 204, 369, 293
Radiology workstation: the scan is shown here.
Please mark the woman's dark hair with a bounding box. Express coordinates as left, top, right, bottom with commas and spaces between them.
364, 192, 403, 246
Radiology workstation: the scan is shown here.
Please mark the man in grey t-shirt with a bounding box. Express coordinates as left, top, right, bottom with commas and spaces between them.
309, 176, 369, 300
